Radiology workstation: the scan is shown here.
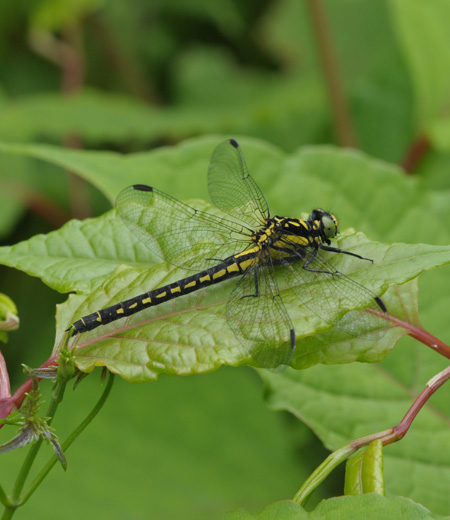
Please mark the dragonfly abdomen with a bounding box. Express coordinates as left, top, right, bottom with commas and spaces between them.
70, 252, 257, 335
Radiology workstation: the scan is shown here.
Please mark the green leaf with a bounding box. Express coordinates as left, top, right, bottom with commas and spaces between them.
2, 137, 450, 378
344, 440, 384, 496
0, 75, 325, 151
387, 0, 450, 126
225, 495, 441, 519
0, 293, 19, 343
262, 354, 450, 514
1, 136, 449, 246
58, 264, 246, 380
30, 0, 104, 31
0, 210, 159, 295
0, 293, 18, 329
0, 368, 304, 519
54, 235, 450, 381
0, 135, 226, 204
427, 119, 450, 153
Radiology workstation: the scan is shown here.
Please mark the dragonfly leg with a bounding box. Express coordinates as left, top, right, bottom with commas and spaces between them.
319, 244, 373, 263
303, 247, 337, 275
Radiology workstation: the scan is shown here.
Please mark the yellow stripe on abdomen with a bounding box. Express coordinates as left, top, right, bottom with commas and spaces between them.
226, 263, 240, 274
212, 269, 226, 280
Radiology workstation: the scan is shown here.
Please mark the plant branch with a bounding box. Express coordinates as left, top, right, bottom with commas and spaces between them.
0, 356, 59, 422
368, 309, 450, 360
401, 134, 431, 173
21, 371, 115, 505
0, 352, 10, 401
306, 0, 357, 147
88, 13, 157, 103
59, 23, 92, 221
293, 365, 450, 505
9, 371, 68, 506
0, 483, 9, 509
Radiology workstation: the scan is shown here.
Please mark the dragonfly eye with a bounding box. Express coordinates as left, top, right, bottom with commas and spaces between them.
321, 214, 338, 239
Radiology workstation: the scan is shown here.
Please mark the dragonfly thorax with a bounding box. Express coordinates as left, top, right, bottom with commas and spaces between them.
268, 209, 339, 249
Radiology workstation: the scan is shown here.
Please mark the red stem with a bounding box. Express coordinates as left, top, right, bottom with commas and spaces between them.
367, 308, 450, 360
401, 135, 431, 173
0, 351, 10, 401
0, 355, 59, 422
351, 365, 450, 450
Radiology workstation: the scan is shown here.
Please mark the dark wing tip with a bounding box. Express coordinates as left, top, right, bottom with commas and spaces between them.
229, 138, 239, 148
374, 296, 387, 313
132, 184, 153, 192
290, 329, 296, 350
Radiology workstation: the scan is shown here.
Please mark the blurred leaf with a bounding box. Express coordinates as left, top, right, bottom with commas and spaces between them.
0, 135, 223, 203
415, 151, 450, 190
0, 154, 34, 239
0, 369, 304, 520
428, 119, 450, 153
344, 440, 384, 496
30, 0, 104, 31
225, 495, 439, 519
350, 51, 414, 163
258, 0, 414, 162
0, 293, 19, 343
172, 48, 326, 150
2, 135, 450, 247
262, 352, 450, 514
0, 90, 175, 143
0, 69, 326, 150
387, 0, 450, 126
272, 146, 450, 245
257, 0, 313, 72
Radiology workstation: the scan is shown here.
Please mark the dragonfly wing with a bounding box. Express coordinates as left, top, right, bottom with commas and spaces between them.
277, 242, 387, 337
225, 254, 295, 370
116, 185, 252, 271
208, 139, 270, 229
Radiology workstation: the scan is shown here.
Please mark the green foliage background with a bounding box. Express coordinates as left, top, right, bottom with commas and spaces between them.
1, 1, 450, 519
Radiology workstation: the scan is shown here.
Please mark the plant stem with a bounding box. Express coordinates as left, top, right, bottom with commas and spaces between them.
21, 371, 115, 505
368, 309, 450, 360
306, 0, 357, 147
401, 134, 431, 173
60, 23, 92, 221
1, 507, 14, 520
293, 443, 355, 504
0, 352, 10, 401
0, 356, 59, 421
9, 376, 67, 508
293, 365, 450, 505
0, 484, 9, 509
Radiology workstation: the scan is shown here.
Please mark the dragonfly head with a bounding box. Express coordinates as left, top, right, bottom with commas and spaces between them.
310, 209, 338, 244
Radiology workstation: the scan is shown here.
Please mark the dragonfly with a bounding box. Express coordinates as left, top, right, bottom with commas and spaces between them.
69, 138, 386, 369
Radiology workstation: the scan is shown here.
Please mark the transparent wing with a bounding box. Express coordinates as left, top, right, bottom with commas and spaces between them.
116, 185, 253, 271
275, 237, 387, 336
225, 253, 295, 370
208, 139, 270, 228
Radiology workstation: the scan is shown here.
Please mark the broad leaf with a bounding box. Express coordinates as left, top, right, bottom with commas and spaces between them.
0, 210, 158, 294
55, 236, 450, 381
262, 350, 450, 514
388, 0, 450, 126
224, 495, 440, 519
